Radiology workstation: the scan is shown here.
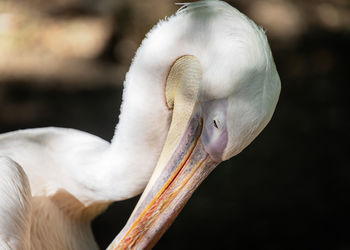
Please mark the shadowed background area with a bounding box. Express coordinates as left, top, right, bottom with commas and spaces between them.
0, 0, 349, 249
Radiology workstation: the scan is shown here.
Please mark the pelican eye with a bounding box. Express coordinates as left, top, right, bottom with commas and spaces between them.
213, 119, 219, 129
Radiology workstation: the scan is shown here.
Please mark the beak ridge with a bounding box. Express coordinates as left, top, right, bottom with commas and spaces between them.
108, 56, 218, 249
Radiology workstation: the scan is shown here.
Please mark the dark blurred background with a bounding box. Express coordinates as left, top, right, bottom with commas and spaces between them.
0, 0, 349, 249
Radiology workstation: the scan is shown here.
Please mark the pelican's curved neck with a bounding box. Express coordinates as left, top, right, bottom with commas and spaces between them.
81, 5, 218, 203
91, 50, 174, 202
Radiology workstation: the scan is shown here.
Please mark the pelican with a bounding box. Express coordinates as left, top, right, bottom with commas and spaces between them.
0, 1, 280, 249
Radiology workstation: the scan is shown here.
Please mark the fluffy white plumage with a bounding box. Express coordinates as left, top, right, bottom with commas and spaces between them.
0, 1, 280, 249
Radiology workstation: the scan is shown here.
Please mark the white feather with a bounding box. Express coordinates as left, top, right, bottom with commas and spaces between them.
0, 0, 280, 248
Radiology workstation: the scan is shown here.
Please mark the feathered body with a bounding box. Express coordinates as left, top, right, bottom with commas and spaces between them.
0, 1, 280, 249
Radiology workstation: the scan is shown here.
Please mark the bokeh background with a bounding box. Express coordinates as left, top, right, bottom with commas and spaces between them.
0, 0, 349, 249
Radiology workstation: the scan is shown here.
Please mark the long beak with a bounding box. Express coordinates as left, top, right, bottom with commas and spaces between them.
108, 56, 219, 249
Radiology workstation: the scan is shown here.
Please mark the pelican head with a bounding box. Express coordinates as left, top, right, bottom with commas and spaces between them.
109, 1, 281, 248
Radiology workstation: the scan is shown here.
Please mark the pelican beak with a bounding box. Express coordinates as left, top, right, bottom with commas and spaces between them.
108, 56, 219, 249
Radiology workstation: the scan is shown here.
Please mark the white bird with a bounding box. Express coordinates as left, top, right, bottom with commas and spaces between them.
0, 1, 280, 249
